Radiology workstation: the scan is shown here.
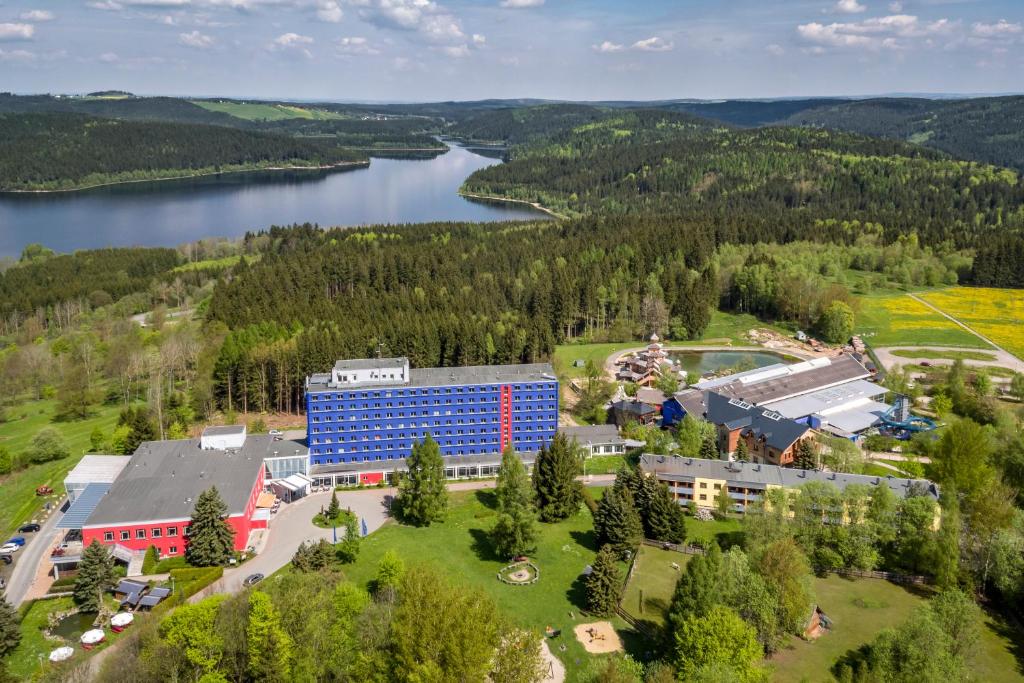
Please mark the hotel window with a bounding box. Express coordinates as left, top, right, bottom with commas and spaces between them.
168, 527, 178, 537
104, 531, 114, 542
136, 529, 146, 540
152, 528, 162, 538
120, 530, 130, 541
169, 546, 178, 555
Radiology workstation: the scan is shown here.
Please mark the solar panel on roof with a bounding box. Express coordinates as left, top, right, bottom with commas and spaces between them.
139, 595, 162, 607
56, 482, 111, 529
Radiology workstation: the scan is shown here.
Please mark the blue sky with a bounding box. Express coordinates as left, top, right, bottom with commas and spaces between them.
0, 0, 1022, 101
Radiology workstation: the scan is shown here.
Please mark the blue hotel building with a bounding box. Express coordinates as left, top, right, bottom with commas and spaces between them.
305, 358, 559, 470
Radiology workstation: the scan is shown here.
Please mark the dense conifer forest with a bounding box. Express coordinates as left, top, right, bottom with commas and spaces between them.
0, 113, 366, 191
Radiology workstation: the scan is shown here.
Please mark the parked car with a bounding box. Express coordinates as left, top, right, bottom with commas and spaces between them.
0, 544, 19, 555
4, 537, 26, 547
267, 429, 283, 436
0, 554, 11, 565
35, 485, 53, 496
243, 573, 264, 587
18, 523, 41, 533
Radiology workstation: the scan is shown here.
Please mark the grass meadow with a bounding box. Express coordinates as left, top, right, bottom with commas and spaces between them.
854, 292, 989, 348
920, 287, 1024, 360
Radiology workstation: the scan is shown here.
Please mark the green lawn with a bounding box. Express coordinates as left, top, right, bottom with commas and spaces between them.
687, 516, 744, 546
854, 293, 989, 349
553, 342, 643, 379
171, 254, 261, 273
584, 454, 628, 474
318, 489, 641, 682
621, 544, 689, 629
0, 398, 128, 537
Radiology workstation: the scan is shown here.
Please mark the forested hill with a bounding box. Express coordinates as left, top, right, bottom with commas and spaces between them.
0, 113, 366, 192
0, 93, 244, 127
448, 104, 618, 144
780, 96, 1024, 174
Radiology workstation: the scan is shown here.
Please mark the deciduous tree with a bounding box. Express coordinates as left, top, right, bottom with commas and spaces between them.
673, 606, 763, 683
246, 591, 293, 683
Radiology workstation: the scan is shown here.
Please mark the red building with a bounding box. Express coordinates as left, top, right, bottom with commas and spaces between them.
79, 427, 274, 557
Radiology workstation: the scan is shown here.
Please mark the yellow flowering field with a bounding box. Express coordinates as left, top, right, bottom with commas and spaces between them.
855, 293, 986, 348
921, 288, 1024, 359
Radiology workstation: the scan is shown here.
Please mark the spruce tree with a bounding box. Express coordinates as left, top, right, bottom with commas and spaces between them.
533, 433, 582, 522
794, 439, 817, 470
593, 486, 643, 554
586, 545, 622, 616
186, 486, 236, 567
646, 480, 687, 544
0, 593, 20, 658
337, 515, 360, 564
699, 433, 719, 460
396, 436, 447, 526
494, 444, 532, 513
326, 490, 341, 521
73, 540, 115, 612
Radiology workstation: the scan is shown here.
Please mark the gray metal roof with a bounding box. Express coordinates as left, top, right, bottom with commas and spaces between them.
762, 379, 888, 420
559, 425, 625, 445
308, 362, 557, 392
201, 425, 246, 437
57, 483, 112, 529
639, 454, 938, 501
64, 456, 130, 485
706, 355, 871, 406
82, 436, 277, 527
635, 388, 668, 406
334, 357, 408, 372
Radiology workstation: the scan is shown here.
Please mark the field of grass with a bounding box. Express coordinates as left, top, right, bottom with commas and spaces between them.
0, 398, 128, 537
316, 489, 637, 681
620, 544, 688, 629
171, 254, 262, 273
920, 287, 1024, 360
193, 100, 343, 121
855, 293, 989, 348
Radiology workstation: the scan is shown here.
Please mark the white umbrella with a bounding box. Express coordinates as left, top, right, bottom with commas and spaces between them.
80, 629, 105, 645
110, 613, 133, 627
48, 647, 74, 662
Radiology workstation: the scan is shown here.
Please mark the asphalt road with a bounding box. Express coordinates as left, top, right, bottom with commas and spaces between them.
4, 499, 64, 606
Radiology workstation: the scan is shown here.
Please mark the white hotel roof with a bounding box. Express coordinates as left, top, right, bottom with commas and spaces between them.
762, 379, 888, 420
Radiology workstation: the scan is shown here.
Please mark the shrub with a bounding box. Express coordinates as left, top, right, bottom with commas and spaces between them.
141, 545, 159, 575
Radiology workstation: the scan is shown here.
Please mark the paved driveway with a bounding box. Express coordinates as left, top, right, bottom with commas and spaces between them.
5, 499, 64, 606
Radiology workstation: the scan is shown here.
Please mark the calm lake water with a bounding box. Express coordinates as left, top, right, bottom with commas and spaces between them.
668, 351, 786, 375
0, 142, 542, 258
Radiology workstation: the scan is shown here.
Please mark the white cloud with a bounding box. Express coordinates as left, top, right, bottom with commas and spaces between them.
336, 36, 380, 55
766, 43, 785, 56
315, 0, 343, 23
888, 1, 902, 11
472, 33, 485, 46
631, 36, 673, 52
797, 14, 955, 51
0, 48, 37, 61
19, 10, 55, 22
971, 20, 1022, 38
179, 29, 214, 47
592, 40, 624, 53
269, 32, 314, 58
0, 23, 34, 41
439, 43, 469, 57
499, 0, 544, 7
835, 0, 866, 14
354, 0, 469, 45
499, 55, 519, 66
99, 51, 120, 63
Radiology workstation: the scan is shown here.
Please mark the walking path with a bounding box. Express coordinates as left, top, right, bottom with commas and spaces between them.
872, 345, 1024, 374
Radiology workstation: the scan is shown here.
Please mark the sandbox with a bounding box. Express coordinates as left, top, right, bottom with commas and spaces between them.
573, 621, 623, 654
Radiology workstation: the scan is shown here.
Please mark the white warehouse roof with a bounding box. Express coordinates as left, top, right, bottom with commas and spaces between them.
762, 379, 888, 420
64, 455, 130, 485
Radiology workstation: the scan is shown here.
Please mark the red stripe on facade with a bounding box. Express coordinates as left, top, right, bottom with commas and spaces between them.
500, 384, 513, 450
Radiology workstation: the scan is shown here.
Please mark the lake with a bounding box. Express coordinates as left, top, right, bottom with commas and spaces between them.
668, 350, 788, 376
0, 142, 543, 258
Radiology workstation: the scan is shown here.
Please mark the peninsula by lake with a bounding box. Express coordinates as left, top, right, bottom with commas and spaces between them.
0, 142, 544, 258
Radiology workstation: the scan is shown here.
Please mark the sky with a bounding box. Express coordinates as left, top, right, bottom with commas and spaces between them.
0, 0, 1022, 101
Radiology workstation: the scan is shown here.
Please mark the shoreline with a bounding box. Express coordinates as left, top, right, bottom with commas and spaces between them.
457, 191, 568, 219
0, 159, 371, 195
